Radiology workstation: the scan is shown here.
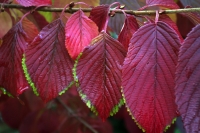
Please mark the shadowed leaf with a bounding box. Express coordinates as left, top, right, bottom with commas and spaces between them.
143, 0, 179, 9
175, 24, 200, 133
0, 22, 29, 96
75, 32, 126, 120
23, 19, 74, 102
122, 21, 180, 133
118, 14, 139, 51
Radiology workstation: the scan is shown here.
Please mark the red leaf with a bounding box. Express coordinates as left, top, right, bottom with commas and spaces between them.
16, 0, 51, 7
23, 19, 74, 102
0, 22, 29, 96
118, 14, 139, 51
65, 9, 98, 59
75, 32, 126, 120
142, 0, 179, 9
159, 15, 183, 42
122, 21, 180, 133
175, 24, 200, 133
89, 5, 110, 32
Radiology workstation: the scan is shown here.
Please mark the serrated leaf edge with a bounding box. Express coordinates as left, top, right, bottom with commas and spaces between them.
22, 54, 39, 96
0, 87, 14, 97
73, 52, 124, 117
121, 87, 177, 132
58, 81, 75, 95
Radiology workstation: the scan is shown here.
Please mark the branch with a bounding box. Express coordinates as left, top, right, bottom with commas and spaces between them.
1, 3, 200, 15
56, 98, 98, 133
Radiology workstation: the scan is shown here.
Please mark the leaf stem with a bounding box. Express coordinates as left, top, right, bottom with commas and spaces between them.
56, 98, 98, 133
2, 3, 200, 15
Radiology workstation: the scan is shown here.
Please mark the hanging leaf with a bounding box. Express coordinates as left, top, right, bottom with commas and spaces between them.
118, 14, 139, 51
16, 0, 51, 7
122, 21, 181, 133
0, 11, 12, 38
175, 24, 200, 133
89, 5, 110, 32
0, 22, 29, 96
65, 9, 98, 59
22, 19, 74, 102
141, 0, 179, 9
100, 0, 146, 33
75, 32, 126, 120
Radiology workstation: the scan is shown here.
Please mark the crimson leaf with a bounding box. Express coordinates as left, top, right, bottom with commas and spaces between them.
65, 9, 99, 59
142, 0, 179, 9
0, 22, 29, 96
16, 0, 51, 7
22, 19, 74, 102
89, 5, 110, 32
175, 24, 200, 133
122, 21, 180, 133
118, 14, 139, 51
75, 32, 126, 120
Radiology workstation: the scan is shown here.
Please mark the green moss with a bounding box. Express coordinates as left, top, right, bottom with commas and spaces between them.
110, 98, 124, 116
22, 54, 39, 96
72, 52, 82, 84
59, 81, 74, 95
164, 117, 177, 132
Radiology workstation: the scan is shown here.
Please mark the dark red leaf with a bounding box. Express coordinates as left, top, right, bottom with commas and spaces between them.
65, 9, 98, 59
75, 32, 126, 120
175, 24, 200, 133
16, 0, 51, 7
89, 5, 110, 32
142, 0, 179, 9
122, 21, 181, 133
0, 22, 29, 96
1, 97, 31, 129
118, 14, 139, 51
22, 19, 74, 102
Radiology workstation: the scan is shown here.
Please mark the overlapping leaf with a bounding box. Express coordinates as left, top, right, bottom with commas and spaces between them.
180, 0, 200, 7
89, 5, 110, 32
118, 14, 139, 50
16, 0, 51, 7
142, 0, 179, 9
0, 11, 12, 38
23, 19, 74, 102
122, 21, 181, 133
0, 22, 29, 96
175, 24, 200, 133
75, 32, 126, 120
65, 9, 98, 59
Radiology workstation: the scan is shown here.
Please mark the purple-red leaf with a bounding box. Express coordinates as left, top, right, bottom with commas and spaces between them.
175, 24, 200, 133
89, 5, 110, 32
142, 0, 179, 9
118, 14, 139, 51
65, 9, 98, 59
0, 22, 29, 96
16, 0, 51, 7
23, 19, 74, 102
75, 32, 126, 120
122, 21, 181, 133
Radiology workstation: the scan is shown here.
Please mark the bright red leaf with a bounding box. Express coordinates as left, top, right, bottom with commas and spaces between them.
0, 22, 29, 96
175, 24, 200, 133
16, 0, 51, 7
89, 5, 110, 32
75, 32, 126, 120
118, 14, 139, 51
122, 21, 181, 133
141, 0, 179, 9
23, 19, 74, 102
65, 9, 98, 59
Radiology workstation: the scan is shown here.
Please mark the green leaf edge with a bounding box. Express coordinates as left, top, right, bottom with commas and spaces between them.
58, 81, 75, 95
121, 87, 177, 132
22, 54, 39, 96
73, 52, 124, 117
0, 87, 14, 97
